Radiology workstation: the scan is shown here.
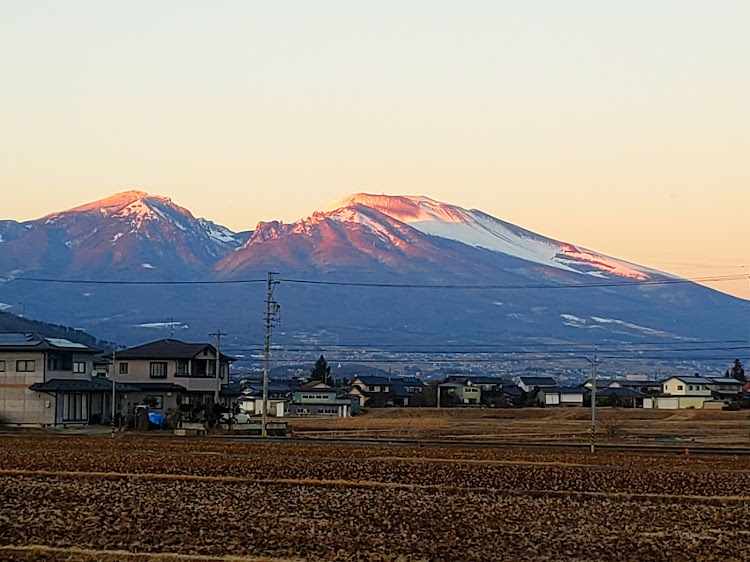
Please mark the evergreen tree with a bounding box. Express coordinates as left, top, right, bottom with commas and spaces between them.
310, 355, 332, 386
726, 359, 746, 383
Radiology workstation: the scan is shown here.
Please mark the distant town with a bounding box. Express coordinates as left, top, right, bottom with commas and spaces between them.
1, 331, 746, 431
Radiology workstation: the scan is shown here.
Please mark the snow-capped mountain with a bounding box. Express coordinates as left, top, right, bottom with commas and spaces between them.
0, 191, 746, 359
321, 194, 657, 280
0, 191, 247, 277
216, 193, 662, 284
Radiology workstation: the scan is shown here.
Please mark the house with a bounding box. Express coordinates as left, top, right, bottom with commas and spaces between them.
597, 387, 645, 408
534, 386, 583, 407
616, 379, 662, 395
707, 377, 744, 401
111, 339, 235, 417
287, 383, 357, 417
400, 375, 425, 396
516, 376, 556, 393
350, 375, 395, 407
460, 376, 509, 405
582, 378, 622, 391
497, 385, 524, 407
662, 376, 711, 397
0, 332, 112, 426
227, 380, 295, 418
536, 387, 560, 406
643, 375, 718, 409
437, 380, 481, 406
237, 395, 286, 418
559, 386, 584, 407
390, 379, 412, 407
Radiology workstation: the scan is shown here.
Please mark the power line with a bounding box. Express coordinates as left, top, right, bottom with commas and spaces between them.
222, 339, 748, 352
4, 273, 747, 289
223, 344, 750, 359
229, 354, 747, 364
7, 277, 267, 285
277, 274, 748, 289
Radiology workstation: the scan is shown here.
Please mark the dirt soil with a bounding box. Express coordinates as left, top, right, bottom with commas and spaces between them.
2, 433, 750, 561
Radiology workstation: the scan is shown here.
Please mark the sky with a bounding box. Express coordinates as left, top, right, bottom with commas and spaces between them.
1, 1, 748, 299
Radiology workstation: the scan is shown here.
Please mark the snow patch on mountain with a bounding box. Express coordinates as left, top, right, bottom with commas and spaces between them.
561, 313, 589, 327
590, 316, 672, 337
198, 219, 237, 244
330, 207, 400, 246
114, 200, 158, 228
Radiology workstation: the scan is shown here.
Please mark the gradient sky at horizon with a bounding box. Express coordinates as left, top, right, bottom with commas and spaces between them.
1, 1, 748, 299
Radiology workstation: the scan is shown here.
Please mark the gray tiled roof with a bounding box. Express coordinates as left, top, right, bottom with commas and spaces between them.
518, 376, 556, 386
30, 377, 140, 392
598, 387, 644, 398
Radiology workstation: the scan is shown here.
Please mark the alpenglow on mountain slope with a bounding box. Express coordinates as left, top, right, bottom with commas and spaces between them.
0, 190, 248, 277
0, 191, 746, 359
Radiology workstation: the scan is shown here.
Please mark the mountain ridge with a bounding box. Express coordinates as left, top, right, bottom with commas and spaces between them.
0, 190, 746, 365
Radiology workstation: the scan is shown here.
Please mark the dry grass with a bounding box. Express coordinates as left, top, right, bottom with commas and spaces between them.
287, 407, 750, 445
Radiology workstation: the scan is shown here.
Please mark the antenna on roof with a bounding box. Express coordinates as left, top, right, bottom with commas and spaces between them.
169, 316, 174, 338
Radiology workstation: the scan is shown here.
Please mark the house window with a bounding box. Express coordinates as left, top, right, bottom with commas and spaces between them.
176, 359, 189, 376
150, 362, 167, 378
16, 360, 35, 372
73, 362, 86, 373
0, 360, 5, 372
48, 354, 72, 371
63, 393, 88, 421
119, 363, 129, 374
677, 385, 683, 391
688, 385, 693, 391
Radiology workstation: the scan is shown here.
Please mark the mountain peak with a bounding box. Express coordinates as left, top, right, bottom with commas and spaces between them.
65, 190, 171, 215
322, 193, 469, 224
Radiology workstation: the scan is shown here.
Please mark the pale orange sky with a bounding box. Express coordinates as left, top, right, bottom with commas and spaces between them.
1, 1, 748, 299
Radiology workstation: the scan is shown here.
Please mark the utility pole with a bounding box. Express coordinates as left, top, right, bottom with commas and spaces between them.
585, 351, 603, 453
110, 345, 116, 439
210, 330, 227, 406
262, 272, 280, 437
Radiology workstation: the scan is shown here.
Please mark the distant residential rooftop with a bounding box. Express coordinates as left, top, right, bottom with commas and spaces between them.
0, 332, 99, 353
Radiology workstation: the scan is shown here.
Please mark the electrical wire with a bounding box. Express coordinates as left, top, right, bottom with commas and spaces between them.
4, 273, 747, 289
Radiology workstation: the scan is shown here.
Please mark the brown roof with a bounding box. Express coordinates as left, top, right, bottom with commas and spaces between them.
113, 339, 234, 361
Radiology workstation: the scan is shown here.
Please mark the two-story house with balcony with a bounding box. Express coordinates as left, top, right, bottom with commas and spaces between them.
111, 339, 234, 417
0, 332, 118, 426
287, 382, 357, 417
707, 377, 744, 401
644, 375, 717, 409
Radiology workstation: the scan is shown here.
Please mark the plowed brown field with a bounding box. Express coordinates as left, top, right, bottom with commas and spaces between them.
1, 434, 749, 561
